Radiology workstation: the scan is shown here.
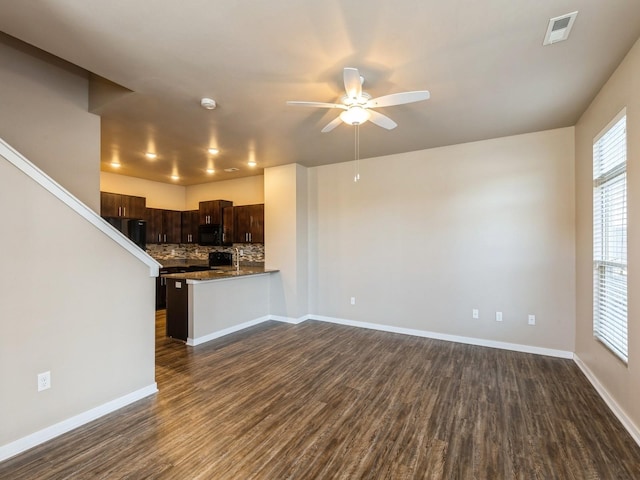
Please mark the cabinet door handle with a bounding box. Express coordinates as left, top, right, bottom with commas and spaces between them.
123, 207, 126, 217
164, 234, 167, 242
158, 234, 161, 242
249, 232, 252, 242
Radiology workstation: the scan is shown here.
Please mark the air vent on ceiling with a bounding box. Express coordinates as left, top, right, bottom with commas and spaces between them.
543, 11, 578, 46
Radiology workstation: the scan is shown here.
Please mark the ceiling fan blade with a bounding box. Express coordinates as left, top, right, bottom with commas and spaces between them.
343, 67, 362, 100
286, 101, 346, 109
367, 90, 430, 108
368, 110, 398, 130
321, 115, 343, 133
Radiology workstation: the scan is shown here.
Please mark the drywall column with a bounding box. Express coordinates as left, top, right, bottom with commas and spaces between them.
264, 164, 309, 321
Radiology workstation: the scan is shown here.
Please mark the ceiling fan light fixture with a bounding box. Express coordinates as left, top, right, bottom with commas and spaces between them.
200, 97, 217, 110
340, 106, 370, 126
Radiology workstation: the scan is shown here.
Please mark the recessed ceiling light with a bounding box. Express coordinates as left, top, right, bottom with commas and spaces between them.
224, 167, 239, 172
206, 168, 215, 174
248, 159, 257, 167
145, 152, 157, 159
110, 162, 121, 168
208, 147, 219, 155
200, 97, 217, 110
171, 174, 180, 181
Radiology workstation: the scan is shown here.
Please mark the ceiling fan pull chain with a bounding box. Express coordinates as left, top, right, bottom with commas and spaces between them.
354, 123, 360, 183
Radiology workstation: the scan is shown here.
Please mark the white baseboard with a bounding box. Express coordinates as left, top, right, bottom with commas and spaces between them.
187, 316, 272, 346
574, 354, 640, 446
270, 314, 310, 325
309, 315, 574, 359
0, 383, 158, 463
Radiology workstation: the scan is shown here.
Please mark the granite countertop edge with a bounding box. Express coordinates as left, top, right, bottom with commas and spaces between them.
163, 267, 279, 283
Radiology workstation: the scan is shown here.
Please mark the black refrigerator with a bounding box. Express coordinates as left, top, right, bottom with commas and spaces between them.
104, 217, 147, 249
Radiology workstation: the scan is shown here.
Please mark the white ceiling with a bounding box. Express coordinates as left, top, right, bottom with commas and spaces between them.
1, 0, 640, 185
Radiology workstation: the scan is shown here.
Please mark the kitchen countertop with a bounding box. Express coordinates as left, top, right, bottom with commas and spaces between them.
162, 266, 278, 283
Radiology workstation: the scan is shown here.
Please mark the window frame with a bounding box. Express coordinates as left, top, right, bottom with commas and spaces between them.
592, 108, 628, 364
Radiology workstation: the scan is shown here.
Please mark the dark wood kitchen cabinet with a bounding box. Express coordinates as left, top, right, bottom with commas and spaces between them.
146, 208, 182, 244
199, 199, 232, 225
181, 210, 200, 243
234, 204, 264, 243
222, 206, 234, 246
100, 192, 146, 218
166, 278, 188, 340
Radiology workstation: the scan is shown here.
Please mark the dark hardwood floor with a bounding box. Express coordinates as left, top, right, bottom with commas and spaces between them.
2, 311, 640, 479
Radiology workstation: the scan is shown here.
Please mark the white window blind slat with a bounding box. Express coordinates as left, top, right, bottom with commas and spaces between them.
593, 111, 628, 363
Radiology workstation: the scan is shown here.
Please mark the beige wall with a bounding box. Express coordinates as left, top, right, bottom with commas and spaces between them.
186, 175, 264, 209
0, 34, 100, 210
100, 173, 265, 212
264, 164, 309, 320
0, 36, 156, 457
101, 172, 186, 210
575, 38, 640, 429
308, 128, 576, 352
0, 154, 156, 450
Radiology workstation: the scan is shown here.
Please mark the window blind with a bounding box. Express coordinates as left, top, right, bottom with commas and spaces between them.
593, 111, 627, 363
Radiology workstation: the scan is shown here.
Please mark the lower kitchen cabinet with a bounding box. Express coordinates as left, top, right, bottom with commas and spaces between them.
156, 269, 169, 309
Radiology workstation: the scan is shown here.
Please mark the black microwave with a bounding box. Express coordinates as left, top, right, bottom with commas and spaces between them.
198, 224, 222, 246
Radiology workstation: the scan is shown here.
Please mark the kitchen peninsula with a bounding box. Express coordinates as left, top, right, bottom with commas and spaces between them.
163, 266, 278, 346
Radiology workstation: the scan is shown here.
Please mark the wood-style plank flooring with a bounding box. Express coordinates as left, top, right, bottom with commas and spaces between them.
2, 311, 640, 479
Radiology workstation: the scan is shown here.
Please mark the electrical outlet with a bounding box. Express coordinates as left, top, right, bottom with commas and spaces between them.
528, 314, 536, 326
496, 311, 503, 322
240, 249, 244, 256
37, 371, 51, 392
350, 297, 356, 305
472, 309, 479, 319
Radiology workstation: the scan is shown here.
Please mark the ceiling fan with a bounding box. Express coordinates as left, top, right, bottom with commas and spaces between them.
287, 67, 430, 132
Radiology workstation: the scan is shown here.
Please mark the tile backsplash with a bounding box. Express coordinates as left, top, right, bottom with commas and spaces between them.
147, 243, 265, 262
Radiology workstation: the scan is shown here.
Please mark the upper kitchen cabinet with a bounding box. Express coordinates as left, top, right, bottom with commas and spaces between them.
100, 192, 146, 218
199, 200, 232, 225
146, 208, 182, 244
181, 210, 200, 244
234, 204, 264, 244
222, 206, 234, 246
